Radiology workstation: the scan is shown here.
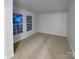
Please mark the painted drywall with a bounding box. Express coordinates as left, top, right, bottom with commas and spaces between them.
67, 0, 75, 55
13, 7, 36, 43
4, 0, 14, 59
37, 12, 67, 36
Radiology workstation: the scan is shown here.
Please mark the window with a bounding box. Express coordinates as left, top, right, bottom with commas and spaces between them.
26, 16, 32, 31
13, 13, 23, 35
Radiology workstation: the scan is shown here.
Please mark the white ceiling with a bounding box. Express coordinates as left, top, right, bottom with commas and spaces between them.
13, 0, 71, 14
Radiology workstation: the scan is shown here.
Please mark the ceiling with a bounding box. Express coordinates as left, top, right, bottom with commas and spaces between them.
13, 0, 71, 14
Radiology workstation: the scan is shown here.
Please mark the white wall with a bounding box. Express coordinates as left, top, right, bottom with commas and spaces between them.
13, 7, 37, 43
37, 12, 67, 36
4, 0, 14, 59
67, 0, 75, 55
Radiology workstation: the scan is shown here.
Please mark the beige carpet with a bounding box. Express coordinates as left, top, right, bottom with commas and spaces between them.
12, 32, 74, 59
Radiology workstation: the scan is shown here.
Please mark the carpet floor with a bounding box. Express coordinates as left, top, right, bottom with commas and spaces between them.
12, 32, 74, 59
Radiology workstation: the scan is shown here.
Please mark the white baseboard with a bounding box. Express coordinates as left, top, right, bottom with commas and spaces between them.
14, 31, 67, 43
14, 32, 36, 43
37, 32, 67, 37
